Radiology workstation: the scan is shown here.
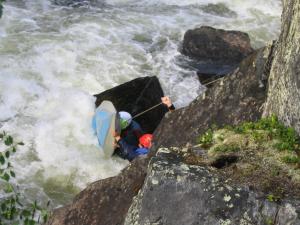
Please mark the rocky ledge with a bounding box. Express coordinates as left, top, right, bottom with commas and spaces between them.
125, 148, 300, 225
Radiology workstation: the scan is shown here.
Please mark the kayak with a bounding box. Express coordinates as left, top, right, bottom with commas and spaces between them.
92, 101, 119, 157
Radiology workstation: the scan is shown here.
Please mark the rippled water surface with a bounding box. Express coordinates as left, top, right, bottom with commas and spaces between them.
0, 0, 281, 207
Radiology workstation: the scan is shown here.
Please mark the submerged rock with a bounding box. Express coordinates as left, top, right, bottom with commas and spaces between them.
125, 148, 300, 225
182, 26, 254, 75
94, 76, 168, 133
201, 3, 238, 18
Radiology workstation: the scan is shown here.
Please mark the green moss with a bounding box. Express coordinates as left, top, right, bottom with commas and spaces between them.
194, 115, 300, 198
213, 144, 240, 153
197, 129, 214, 148
266, 194, 280, 202
227, 115, 300, 153
265, 217, 274, 225
282, 155, 300, 164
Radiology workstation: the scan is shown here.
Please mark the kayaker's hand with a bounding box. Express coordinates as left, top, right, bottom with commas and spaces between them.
115, 135, 121, 142
113, 131, 119, 137
113, 131, 121, 141
161, 96, 172, 108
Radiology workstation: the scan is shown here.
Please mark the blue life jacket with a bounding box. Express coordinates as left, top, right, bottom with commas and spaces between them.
117, 139, 148, 161
135, 147, 148, 155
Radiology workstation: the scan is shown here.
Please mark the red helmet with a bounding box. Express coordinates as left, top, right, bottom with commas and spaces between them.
139, 134, 153, 148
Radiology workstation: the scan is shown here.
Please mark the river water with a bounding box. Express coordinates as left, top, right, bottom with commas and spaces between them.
0, 0, 281, 207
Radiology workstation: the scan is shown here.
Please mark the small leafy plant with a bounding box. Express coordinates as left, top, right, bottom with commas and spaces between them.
231, 115, 300, 153
197, 115, 300, 165
197, 129, 214, 147
266, 194, 280, 202
213, 144, 240, 153
282, 155, 300, 164
0, 131, 49, 225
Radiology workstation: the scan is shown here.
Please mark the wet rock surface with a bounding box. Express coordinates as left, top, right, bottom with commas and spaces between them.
94, 76, 168, 133
182, 26, 254, 75
125, 148, 300, 225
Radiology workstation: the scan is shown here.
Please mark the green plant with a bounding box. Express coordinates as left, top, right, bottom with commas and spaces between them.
213, 144, 240, 153
266, 194, 280, 202
265, 217, 274, 225
282, 155, 300, 164
197, 129, 213, 147
0, 131, 49, 225
251, 130, 267, 143
230, 115, 300, 153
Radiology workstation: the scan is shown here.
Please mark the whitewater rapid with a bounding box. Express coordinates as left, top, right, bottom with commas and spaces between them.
0, 0, 281, 207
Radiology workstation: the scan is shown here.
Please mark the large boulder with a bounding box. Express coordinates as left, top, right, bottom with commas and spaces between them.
94, 76, 168, 133
182, 26, 254, 75
263, 0, 300, 135
154, 45, 272, 148
125, 148, 300, 225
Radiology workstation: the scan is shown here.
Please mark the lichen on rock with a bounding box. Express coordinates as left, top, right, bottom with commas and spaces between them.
125, 148, 300, 225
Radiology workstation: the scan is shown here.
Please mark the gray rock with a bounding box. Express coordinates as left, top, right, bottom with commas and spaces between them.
125, 148, 300, 225
263, 0, 300, 136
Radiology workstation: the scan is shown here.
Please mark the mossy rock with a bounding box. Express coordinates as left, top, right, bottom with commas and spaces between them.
191, 117, 300, 199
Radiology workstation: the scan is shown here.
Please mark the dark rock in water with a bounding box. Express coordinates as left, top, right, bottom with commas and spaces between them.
182, 26, 254, 74
45, 157, 149, 225
125, 148, 300, 225
94, 76, 168, 133
154, 46, 271, 148
201, 3, 238, 18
